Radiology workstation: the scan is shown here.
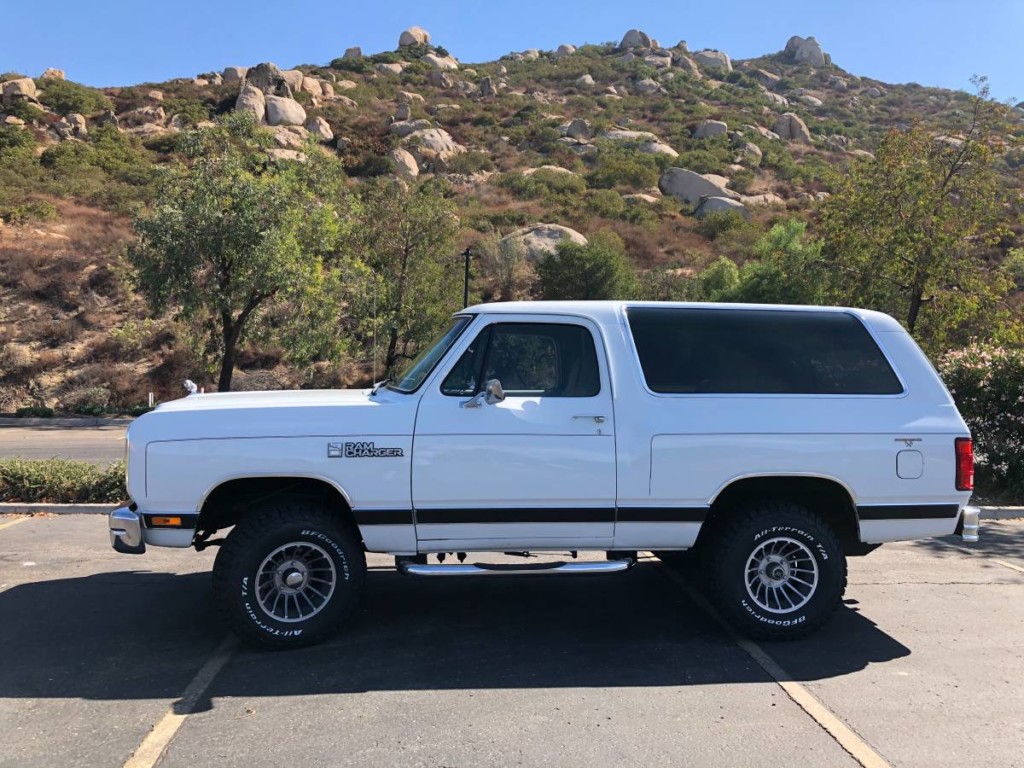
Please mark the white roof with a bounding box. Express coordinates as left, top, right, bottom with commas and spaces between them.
460, 301, 906, 333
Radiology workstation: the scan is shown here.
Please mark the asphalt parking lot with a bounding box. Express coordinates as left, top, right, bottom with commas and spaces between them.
0, 514, 1021, 768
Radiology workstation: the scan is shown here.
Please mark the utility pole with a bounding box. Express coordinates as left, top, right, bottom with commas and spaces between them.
462, 246, 472, 308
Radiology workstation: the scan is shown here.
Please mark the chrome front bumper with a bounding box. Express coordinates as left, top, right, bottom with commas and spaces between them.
961, 506, 980, 543
109, 506, 146, 554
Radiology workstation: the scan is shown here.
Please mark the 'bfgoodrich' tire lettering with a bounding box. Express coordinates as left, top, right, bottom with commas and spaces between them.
212, 504, 366, 650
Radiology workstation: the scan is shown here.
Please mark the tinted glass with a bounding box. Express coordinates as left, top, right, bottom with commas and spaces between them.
389, 316, 471, 393
442, 323, 600, 397
626, 307, 903, 395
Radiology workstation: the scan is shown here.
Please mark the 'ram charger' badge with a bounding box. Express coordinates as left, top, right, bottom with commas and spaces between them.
328, 441, 404, 458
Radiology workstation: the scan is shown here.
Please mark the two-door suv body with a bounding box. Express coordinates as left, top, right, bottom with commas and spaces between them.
110, 301, 978, 648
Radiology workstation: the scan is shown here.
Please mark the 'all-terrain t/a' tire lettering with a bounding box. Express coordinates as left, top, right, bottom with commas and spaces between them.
705, 501, 847, 640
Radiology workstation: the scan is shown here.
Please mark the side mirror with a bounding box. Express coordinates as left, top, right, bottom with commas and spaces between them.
483, 378, 505, 404
462, 379, 505, 408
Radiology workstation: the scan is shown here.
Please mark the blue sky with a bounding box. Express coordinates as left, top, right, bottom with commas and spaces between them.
3, 0, 1021, 102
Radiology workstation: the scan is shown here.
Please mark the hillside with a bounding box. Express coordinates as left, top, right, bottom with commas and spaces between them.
1, 26, 1022, 412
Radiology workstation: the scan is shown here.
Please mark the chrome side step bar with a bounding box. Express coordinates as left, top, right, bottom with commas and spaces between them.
397, 559, 635, 577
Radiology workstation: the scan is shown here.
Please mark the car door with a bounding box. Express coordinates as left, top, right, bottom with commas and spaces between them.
412, 315, 616, 550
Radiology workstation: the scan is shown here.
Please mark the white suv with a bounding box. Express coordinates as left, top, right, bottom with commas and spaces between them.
109, 302, 978, 648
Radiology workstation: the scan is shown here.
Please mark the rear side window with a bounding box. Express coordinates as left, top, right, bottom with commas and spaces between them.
441, 323, 600, 397
626, 307, 903, 395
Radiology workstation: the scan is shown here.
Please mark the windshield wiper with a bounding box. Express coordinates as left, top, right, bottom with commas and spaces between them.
370, 378, 391, 396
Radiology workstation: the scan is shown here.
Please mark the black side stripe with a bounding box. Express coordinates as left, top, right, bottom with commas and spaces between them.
417, 508, 616, 525
353, 509, 414, 526
353, 508, 708, 525
857, 504, 960, 520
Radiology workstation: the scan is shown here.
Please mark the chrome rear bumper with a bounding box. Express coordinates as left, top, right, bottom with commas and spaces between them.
109, 506, 146, 554
961, 506, 980, 543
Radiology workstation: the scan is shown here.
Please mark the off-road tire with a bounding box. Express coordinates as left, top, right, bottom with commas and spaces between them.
212, 503, 366, 650
705, 501, 846, 640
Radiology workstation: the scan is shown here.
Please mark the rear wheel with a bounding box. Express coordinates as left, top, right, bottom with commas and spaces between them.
212, 503, 366, 650
705, 501, 846, 640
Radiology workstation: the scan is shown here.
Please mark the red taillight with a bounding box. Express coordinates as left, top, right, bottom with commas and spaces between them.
955, 438, 974, 491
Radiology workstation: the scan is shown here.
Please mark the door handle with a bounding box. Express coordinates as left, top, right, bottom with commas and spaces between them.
573, 415, 607, 424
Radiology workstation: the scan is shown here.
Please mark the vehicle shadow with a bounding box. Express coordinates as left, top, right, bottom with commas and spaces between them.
910, 521, 1024, 561
0, 560, 909, 705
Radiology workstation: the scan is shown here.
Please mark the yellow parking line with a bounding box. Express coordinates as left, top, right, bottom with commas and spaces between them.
123, 635, 238, 768
654, 556, 892, 768
0, 516, 32, 532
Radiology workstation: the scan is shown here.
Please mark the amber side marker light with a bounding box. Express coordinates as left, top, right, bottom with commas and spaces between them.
955, 437, 974, 492
150, 516, 183, 527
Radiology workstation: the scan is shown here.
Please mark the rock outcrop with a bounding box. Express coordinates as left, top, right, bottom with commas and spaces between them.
619, 29, 652, 50
772, 112, 812, 143
2, 78, 37, 103
222, 66, 247, 82
693, 50, 732, 74
235, 84, 266, 123
398, 27, 430, 47
693, 120, 728, 139
41, 68, 66, 80
390, 147, 419, 179
694, 196, 749, 220
785, 36, 828, 67
265, 95, 306, 126
424, 53, 459, 70
501, 224, 588, 262
659, 168, 740, 206
306, 117, 334, 142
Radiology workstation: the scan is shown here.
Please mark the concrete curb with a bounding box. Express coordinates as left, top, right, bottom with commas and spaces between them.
2, 503, 1022, 519
0, 503, 118, 514
0, 417, 134, 428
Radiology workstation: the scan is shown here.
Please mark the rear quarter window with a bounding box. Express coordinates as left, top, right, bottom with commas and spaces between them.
626, 307, 903, 395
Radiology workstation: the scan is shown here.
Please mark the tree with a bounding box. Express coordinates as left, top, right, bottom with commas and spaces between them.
538, 231, 636, 300
129, 113, 352, 391
346, 178, 462, 375
730, 219, 829, 305
818, 78, 1014, 348
475, 233, 535, 301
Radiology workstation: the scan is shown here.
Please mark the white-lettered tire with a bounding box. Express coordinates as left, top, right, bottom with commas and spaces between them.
705, 501, 846, 640
212, 503, 366, 650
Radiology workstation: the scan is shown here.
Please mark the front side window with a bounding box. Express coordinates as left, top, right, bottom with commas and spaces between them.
388, 316, 472, 393
626, 307, 903, 395
441, 323, 601, 398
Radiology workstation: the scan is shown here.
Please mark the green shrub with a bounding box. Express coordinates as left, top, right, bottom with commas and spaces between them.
446, 151, 495, 174
2, 99, 44, 123
14, 406, 54, 418
0, 125, 35, 155
162, 97, 213, 126
937, 345, 1024, 496
696, 210, 748, 240
0, 199, 59, 225
61, 386, 111, 415
538, 231, 636, 300
585, 188, 626, 218
0, 459, 126, 503
586, 148, 660, 190
36, 78, 111, 116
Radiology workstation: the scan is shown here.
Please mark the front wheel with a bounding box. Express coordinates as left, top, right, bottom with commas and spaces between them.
705, 501, 846, 640
212, 503, 366, 650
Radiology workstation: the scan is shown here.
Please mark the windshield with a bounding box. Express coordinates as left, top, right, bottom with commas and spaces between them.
387, 316, 473, 393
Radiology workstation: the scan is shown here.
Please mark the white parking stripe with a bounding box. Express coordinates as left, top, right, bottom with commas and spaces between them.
0, 516, 32, 532
654, 557, 893, 768
123, 635, 238, 768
